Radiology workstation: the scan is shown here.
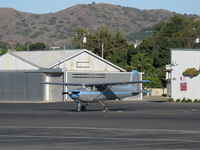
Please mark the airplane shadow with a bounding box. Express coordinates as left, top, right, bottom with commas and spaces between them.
33, 101, 137, 112
34, 107, 131, 112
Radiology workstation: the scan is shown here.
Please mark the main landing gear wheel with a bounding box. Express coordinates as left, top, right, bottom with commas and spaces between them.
99, 102, 109, 112
103, 106, 109, 112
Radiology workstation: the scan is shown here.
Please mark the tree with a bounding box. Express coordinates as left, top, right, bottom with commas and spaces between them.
71, 26, 129, 69
16, 43, 27, 51
135, 15, 200, 88
0, 50, 6, 55
105, 30, 129, 68
0, 41, 9, 50
139, 15, 200, 69
129, 53, 155, 77
30, 42, 47, 51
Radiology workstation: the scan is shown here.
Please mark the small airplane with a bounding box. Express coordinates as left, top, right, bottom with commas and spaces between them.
40, 70, 151, 112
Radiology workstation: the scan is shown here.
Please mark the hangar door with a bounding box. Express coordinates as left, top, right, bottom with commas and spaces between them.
46, 72, 64, 101
0, 71, 44, 101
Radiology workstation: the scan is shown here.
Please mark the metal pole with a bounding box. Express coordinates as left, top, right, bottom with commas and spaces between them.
99, 30, 104, 58
27, 15, 30, 51
101, 43, 104, 58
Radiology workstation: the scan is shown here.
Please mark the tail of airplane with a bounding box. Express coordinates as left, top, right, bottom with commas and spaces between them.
129, 70, 139, 90
128, 70, 151, 94
129, 70, 138, 81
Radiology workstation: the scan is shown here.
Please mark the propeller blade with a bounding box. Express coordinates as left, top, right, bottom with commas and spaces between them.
62, 92, 71, 95
62, 91, 80, 95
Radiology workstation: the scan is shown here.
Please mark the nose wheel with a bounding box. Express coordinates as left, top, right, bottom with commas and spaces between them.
77, 102, 88, 112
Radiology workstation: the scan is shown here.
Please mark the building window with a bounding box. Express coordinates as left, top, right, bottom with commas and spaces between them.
76, 61, 90, 68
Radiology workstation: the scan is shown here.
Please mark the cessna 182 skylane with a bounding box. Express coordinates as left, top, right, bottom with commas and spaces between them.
41, 71, 151, 112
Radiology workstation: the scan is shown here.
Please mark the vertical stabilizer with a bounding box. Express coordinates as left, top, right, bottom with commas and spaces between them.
129, 70, 138, 90
130, 70, 138, 81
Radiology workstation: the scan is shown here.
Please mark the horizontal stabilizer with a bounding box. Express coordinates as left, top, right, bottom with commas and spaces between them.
132, 90, 152, 94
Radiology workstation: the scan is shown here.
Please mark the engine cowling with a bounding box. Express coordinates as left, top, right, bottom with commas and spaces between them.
69, 90, 80, 100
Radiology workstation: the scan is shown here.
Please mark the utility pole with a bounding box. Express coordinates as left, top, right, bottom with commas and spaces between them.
27, 15, 30, 51
83, 33, 87, 48
99, 29, 104, 58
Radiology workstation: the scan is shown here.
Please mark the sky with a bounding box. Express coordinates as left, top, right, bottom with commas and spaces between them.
0, 0, 199, 15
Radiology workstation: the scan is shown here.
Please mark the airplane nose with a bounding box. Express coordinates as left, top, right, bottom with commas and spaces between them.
70, 93, 79, 99
69, 90, 80, 99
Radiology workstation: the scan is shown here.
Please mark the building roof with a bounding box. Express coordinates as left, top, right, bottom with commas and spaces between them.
171, 48, 200, 51
9, 49, 83, 68
8, 49, 125, 72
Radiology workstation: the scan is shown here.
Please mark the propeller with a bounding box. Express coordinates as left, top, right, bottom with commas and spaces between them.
62, 90, 80, 95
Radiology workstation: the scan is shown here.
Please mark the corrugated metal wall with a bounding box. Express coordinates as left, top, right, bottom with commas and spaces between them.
46, 72, 64, 101
0, 71, 142, 102
0, 71, 44, 101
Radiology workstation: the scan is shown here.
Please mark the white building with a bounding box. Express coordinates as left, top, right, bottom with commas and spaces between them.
0, 49, 143, 101
0, 49, 124, 72
168, 49, 200, 100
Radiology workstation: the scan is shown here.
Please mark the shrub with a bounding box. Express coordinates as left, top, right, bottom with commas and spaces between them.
48, 17, 57, 25
176, 99, 181, 102
187, 99, 193, 103
168, 98, 174, 102
0, 50, 6, 55
182, 98, 187, 103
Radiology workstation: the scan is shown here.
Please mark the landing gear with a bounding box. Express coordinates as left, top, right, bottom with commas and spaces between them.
76, 101, 109, 112
99, 102, 109, 112
103, 106, 109, 112
77, 103, 82, 112
77, 102, 88, 112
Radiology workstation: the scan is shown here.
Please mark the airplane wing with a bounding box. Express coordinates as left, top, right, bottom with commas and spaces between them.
39, 82, 82, 86
40, 80, 150, 86
86, 80, 150, 86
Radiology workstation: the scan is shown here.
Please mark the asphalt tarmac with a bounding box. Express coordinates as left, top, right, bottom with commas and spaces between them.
0, 99, 200, 150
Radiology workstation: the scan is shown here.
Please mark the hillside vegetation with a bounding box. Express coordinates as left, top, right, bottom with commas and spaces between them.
0, 3, 175, 46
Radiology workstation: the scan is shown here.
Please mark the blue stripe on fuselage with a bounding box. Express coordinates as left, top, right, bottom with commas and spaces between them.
80, 91, 132, 95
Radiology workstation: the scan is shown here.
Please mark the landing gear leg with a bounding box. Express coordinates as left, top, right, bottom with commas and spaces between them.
99, 102, 109, 112
77, 102, 82, 112
77, 102, 88, 112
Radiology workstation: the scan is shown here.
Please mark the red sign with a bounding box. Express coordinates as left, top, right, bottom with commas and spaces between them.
180, 82, 187, 91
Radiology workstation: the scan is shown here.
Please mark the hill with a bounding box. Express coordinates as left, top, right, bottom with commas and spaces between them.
0, 3, 177, 46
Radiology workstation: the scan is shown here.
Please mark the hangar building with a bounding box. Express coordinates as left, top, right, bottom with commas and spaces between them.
166, 49, 200, 99
0, 49, 143, 101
